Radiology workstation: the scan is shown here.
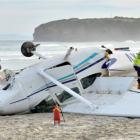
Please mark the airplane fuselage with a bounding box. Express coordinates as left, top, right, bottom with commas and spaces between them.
0, 47, 106, 115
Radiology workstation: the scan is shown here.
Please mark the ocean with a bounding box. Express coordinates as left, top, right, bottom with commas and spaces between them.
0, 40, 68, 70
0, 40, 139, 70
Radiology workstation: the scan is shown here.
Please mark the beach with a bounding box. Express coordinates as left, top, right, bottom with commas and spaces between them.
0, 113, 140, 140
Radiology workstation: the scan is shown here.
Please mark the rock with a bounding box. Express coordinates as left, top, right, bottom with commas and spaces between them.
33, 17, 140, 42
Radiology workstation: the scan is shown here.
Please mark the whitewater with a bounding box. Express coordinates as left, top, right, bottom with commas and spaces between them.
0, 40, 139, 70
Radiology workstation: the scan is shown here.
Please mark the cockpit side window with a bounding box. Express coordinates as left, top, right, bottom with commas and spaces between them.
80, 73, 101, 89
55, 87, 80, 103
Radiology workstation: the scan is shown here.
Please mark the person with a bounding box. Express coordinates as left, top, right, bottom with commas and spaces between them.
102, 47, 113, 76
133, 52, 140, 89
53, 105, 61, 126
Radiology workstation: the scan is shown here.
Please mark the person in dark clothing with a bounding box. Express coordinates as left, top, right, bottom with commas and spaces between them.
133, 52, 140, 89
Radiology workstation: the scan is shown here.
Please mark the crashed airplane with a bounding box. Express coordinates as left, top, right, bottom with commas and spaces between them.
0, 41, 138, 117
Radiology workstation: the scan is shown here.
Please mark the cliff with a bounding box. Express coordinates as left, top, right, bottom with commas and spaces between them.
33, 17, 140, 42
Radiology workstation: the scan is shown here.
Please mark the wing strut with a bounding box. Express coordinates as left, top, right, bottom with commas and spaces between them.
38, 70, 94, 109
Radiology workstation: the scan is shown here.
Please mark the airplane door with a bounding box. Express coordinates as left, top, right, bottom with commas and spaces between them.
45, 62, 82, 106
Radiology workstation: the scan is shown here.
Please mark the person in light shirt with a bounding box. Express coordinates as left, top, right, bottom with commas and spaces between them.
101, 45, 113, 76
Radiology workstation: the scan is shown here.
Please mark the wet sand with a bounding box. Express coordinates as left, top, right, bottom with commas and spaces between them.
0, 113, 140, 140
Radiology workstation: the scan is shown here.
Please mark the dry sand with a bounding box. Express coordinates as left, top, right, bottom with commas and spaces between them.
0, 113, 140, 140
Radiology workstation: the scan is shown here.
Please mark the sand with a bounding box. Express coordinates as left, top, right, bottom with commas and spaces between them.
0, 113, 140, 140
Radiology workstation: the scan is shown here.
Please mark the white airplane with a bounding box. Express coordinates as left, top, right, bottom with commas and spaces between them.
0, 41, 139, 117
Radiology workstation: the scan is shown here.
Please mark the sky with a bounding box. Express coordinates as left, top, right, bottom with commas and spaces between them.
0, 0, 140, 40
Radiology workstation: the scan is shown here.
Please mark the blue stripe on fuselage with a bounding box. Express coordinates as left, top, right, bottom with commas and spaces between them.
10, 54, 105, 105
74, 53, 98, 69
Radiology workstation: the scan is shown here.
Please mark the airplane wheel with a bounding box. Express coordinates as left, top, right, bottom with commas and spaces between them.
21, 41, 36, 57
